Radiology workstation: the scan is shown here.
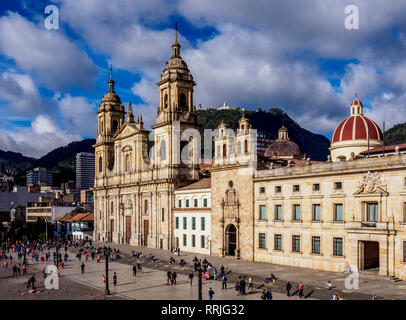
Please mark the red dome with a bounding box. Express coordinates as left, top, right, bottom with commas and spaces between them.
331, 115, 382, 144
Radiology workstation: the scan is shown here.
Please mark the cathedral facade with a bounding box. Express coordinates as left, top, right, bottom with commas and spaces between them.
93, 34, 200, 249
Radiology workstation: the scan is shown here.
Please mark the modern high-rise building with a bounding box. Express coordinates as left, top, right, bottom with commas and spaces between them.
26, 167, 53, 186
76, 152, 95, 190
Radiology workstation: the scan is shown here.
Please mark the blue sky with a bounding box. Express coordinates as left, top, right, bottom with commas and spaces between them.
0, 0, 405, 157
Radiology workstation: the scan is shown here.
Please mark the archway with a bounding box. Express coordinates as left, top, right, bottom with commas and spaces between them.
225, 224, 237, 256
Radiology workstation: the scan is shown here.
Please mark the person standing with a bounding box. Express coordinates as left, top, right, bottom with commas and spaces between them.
189, 271, 194, 286
173, 271, 177, 285
298, 281, 304, 299
12, 265, 17, 277
208, 287, 215, 300
248, 277, 253, 291
240, 279, 246, 295
222, 274, 227, 289
22, 263, 27, 275
267, 288, 272, 300
235, 281, 241, 296
213, 268, 217, 280
81, 262, 85, 274
113, 272, 117, 286
167, 270, 171, 285
286, 282, 292, 297
102, 274, 106, 284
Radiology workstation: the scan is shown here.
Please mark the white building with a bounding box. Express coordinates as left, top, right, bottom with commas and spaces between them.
174, 178, 211, 255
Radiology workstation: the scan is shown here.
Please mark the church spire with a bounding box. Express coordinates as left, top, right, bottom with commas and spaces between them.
172, 22, 181, 57
127, 102, 134, 123
108, 64, 115, 93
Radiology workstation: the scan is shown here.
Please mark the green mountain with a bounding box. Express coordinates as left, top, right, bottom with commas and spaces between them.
384, 123, 406, 146
197, 108, 331, 161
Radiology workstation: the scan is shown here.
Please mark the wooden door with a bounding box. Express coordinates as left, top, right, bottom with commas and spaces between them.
125, 216, 131, 244
143, 220, 149, 246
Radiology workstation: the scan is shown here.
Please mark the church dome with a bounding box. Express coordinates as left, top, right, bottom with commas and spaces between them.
101, 67, 122, 104
264, 126, 302, 158
330, 96, 383, 162
331, 97, 382, 144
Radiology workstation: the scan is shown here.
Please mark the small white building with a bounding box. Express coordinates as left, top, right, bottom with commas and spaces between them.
174, 178, 211, 255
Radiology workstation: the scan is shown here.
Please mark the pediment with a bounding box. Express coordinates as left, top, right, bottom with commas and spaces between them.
353, 171, 388, 197
113, 123, 140, 140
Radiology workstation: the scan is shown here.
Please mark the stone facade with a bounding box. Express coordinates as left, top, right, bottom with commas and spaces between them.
93, 34, 200, 249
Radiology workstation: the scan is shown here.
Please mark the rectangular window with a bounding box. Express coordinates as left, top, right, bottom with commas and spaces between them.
404, 241, 406, 262
259, 233, 266, 249
201, 235, 205, 248
260, 187, 266, 194
334, 204, 343, 221
201, 217, 206, 231
313, 183, 320, 191
334, 182, 342, 190
274, 234, 282, 251
183, 217, 187, 229
194, 199, 198, 208
312, 236, 321, 254
259, 205, 266, 220
366, 203, 378, 222
404, 203, 406, 222
191, 234, 196, 247
313, 204, 321, 221
275, 186, 282, 193
183, 234, 187, 246
175, 217, 179, 229
178, 199, 182, 208
192, 217, 196, 230
292, 235, 300, 252
186, 199, 190, 208
275, 205, 282, 221
293, 185, 300, 192
293, 205, 301, 221
203, 198, 208, 208
333, 237, 343, 256
161, 208, 165, 222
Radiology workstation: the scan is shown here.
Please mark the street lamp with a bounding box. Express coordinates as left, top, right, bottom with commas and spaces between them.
104, 247, 112, 295
197, 266, 203, 300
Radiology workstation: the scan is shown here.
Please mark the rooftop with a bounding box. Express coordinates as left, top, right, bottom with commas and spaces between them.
176, 178, 211, 191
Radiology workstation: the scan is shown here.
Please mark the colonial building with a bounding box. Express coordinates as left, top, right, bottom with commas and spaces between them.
174, 178, 211, 254
93, 29, 406, 280
93, 30, 200, 248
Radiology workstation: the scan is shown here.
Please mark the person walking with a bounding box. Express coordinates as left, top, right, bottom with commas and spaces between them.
81, 262, 85, 274
213, 268, 217, 280
113, 272, 117, 286
22, 263, 27, 275
102, 274, 106, 284
64, 253, 68, 262
132, 264, 137, 278
12, 265, 17, 277
173, 271, 177, 285
286, 282, 292, 297
208, 287, 215, 300
298, 281, 304, 299
189, 271, 194, 286
222, 274, 227, 290
167, 270, 171, 285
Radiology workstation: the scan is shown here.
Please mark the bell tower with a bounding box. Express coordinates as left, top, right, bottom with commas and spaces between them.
94, 66, 125, 181
154, 24, 197, 127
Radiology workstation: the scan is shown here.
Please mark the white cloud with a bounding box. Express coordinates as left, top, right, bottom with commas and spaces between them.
0, 12, 97, 90
0, 114, 80, 157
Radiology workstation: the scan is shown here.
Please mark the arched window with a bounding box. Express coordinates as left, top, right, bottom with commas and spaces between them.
101, 120, 104, 132
216, 145, 220, 159
112, 120, 118, 134
164, 94, 168, 109
237, 141, 241, 154
244, 139, 248, 154
179, 93, 187, 109
160, 140, 166, 160
144, 199, 148, 215
110, 201, 114, 215
98, 156, 102, 172
162, 208, 165, 222
223, 144, 227, 158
